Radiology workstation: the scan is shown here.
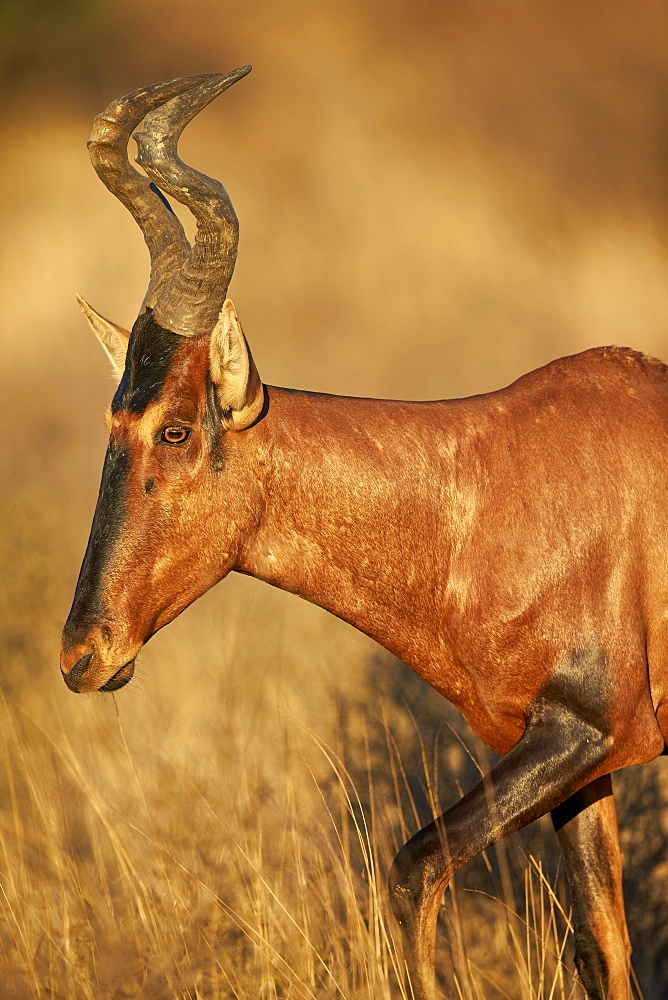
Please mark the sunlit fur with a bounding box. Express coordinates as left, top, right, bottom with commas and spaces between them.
64, 331, 668, 999
62, 74, 668, 1000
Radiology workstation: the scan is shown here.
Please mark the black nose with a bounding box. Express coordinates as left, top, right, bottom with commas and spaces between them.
62, 653, 93, 692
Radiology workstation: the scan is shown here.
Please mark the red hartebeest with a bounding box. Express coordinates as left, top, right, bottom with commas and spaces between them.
61, 69, 667, 1000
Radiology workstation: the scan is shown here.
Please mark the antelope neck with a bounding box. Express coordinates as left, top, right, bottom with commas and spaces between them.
236, 386, 454, 671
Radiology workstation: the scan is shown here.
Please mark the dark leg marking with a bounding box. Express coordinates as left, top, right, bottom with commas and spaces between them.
552, 773, 614, 832
388, 646, 615, 1000
553, 778, 632, 1000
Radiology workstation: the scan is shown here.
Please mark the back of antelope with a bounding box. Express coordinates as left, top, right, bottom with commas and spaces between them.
61, 68, 667, 1000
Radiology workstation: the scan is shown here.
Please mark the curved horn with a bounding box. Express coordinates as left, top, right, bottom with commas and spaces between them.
133, 66, 252, 336
88, 75, 216, 310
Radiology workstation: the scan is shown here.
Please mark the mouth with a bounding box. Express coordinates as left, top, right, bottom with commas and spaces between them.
61, 646, 140, 693
99, 659, 136, 692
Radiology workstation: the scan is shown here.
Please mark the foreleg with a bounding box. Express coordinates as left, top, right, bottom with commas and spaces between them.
388, 701, 614, 999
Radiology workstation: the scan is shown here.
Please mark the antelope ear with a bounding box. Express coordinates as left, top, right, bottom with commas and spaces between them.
209, 300, 264, 430
76, 294, 130, 379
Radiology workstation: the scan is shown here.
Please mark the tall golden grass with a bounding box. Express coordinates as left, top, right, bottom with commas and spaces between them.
1, 592, 665, 998
0, 606, 595, 999
1, 2, 667, 996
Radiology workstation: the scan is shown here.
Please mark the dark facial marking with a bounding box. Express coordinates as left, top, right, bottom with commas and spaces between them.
204, 373, 226, 471
63, 443, 130, 641
112, 309, 182, 415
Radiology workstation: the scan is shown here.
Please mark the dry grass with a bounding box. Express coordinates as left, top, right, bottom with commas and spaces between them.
0, 578, 665, 998
1, 2, 667, 997
0, 617, 588, 1000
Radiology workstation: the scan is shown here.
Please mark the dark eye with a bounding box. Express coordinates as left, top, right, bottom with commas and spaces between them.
161, 426, 190, 445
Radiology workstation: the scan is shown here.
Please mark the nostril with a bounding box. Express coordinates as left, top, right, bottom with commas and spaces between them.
62, 652, 94, 692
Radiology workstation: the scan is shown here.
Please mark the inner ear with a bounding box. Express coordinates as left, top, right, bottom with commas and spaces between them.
77, 294, 130, 379
209, 300, 264, 430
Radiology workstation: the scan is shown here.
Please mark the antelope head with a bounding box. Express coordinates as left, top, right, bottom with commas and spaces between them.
61, 69, 264, 693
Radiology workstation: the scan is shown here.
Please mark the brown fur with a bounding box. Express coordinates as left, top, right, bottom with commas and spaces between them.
63, 332, 667, 1000
62, 74, 667, 1000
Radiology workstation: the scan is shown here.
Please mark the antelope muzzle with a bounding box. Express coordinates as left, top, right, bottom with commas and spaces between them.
60, 615, 141, 693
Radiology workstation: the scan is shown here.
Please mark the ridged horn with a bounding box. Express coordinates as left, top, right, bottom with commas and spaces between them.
88, 74, 216, 311
133, 66, 252, 335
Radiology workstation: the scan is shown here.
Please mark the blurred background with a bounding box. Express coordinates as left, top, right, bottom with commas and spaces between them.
1, 1, 667, 997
